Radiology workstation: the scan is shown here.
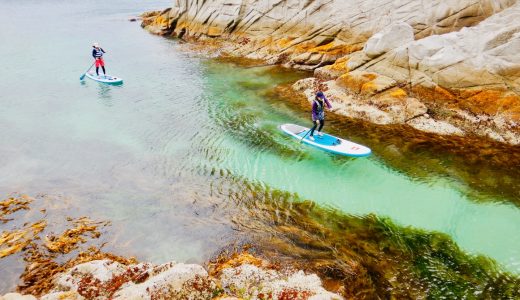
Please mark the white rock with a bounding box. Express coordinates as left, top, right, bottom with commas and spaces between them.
220, 264, 343, 300
41, 291, 84, 300
54, 259, 128, 292
1, 293, 37, 300
293, 77, 317, 92
363, 22, 414, 58
407, 117, 465, 136
113, 263, 212, 299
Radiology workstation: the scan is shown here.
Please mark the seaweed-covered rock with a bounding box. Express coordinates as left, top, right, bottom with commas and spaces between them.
23, 257, 342, 299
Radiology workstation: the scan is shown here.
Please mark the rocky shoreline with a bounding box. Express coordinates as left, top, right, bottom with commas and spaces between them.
141, 0, 520, 145
2, 184, 520, 299
0, 195, 342, 300
1, 254, 342, 300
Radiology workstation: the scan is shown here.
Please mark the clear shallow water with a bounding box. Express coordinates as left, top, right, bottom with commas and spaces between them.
1, 0, 520, 292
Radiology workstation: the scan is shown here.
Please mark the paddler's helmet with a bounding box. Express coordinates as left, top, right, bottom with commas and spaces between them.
93, 42, 99, 48
316, 91, 325, 98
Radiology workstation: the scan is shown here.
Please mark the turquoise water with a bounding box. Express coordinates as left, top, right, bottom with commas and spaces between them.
1, 0, 520, 292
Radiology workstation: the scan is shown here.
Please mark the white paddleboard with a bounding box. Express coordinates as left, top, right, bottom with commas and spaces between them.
85, 72, 123, 84
281, 123, 371, 157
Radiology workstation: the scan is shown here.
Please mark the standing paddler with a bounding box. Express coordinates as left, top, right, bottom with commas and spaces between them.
308, 91, 332, 141
92, 42, 106, 76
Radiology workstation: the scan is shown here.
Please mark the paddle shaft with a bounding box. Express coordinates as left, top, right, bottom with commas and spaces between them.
79, 62, 96, 80
300, 129, 312, 143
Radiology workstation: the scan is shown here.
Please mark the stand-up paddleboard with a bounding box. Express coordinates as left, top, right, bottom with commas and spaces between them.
281, 123, 371, 157
85, 72, 123, 85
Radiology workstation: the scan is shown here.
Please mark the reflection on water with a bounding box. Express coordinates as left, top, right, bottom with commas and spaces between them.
97, 83, 113, 105
1, 0, 520, 297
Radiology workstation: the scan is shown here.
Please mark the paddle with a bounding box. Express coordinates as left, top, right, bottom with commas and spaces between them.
300, 129, 311, 143
79, 62, 95, 80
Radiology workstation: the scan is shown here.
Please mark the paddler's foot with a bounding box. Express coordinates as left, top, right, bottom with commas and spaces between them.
309, 135, 315, 141
317, 132, 323, 137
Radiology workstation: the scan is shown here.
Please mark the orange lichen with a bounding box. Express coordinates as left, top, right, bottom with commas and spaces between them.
207, 26, 223, 37
277, 37, 295, 48
361, 81, 376, 93
260, 36, 274, 47
361, 73, 377, 81
390, 88, 408, 99
309, 43, 362, 56
152, 15, 168, 27
462, 90, 519, 115
324, 57, 349, 72
411, 85, 457, 105
337, 73, 379, 94
208, 251, 265, 277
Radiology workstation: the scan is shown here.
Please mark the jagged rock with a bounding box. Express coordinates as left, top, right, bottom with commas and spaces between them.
363, 22, 414, 58
142, 0, 520, 144
144, 0, 515, 65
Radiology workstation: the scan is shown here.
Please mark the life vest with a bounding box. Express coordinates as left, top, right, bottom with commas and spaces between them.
93, 48, 104, 58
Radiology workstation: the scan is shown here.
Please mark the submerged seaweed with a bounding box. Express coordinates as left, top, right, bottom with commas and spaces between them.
265, 83, 520, 207
0, 195, 136, 296
222, 181, 520, 299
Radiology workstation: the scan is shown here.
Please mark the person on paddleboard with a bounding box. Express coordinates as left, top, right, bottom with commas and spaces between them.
92, 42, 106, 76
309, 91, 332, 141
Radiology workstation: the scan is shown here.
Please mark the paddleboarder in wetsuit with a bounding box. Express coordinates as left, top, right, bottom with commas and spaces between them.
309, 91, 332, 141
92, 43, 106, 76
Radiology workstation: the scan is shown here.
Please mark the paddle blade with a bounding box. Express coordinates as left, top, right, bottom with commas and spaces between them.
79, 73, 86, 80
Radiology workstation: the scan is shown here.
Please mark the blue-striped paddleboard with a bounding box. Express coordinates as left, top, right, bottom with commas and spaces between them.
281, 123, 371, 157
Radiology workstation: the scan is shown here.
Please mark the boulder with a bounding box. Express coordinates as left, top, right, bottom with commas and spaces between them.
363, 22, 414, 58
220, 264, 343, 300
113, 263, 215, 299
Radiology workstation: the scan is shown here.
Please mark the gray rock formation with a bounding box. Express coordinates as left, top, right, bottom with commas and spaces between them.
142, 0, 520, 144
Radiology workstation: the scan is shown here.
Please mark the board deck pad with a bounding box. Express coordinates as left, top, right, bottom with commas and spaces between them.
296, 130, 341, 146
280, 123, 371, 157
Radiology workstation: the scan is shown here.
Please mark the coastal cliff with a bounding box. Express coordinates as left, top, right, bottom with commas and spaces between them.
142, 0, 520, 144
